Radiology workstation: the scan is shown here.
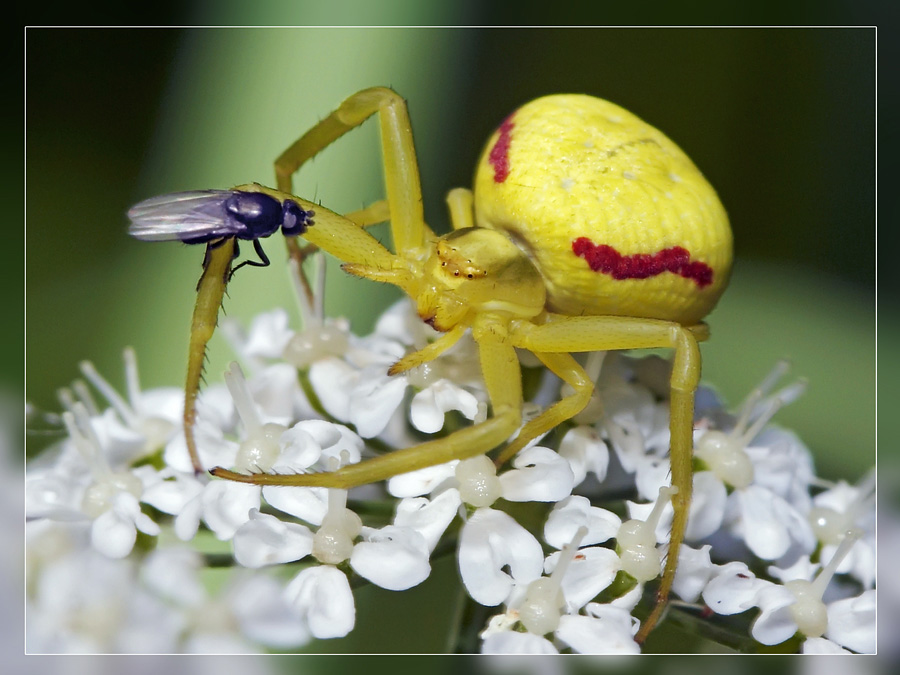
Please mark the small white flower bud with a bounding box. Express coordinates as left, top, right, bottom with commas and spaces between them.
81, 471, 143, 518
283, 322, 350, 368
312, 509, 362, 565
786, 579, 828, 637
808, 471, 875, 545
807, 507, 849, 546
695, 430, 754, 489
234, 422, 288, 472
517, 578, 564, 635
455, 455, 502, 507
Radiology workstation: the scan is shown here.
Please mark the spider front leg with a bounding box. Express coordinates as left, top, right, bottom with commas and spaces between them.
275, 87, 434, 257
284, 199, 390, 307
510, 314, 705, 642
211, 316, 525, 488
184, 238, 236, 473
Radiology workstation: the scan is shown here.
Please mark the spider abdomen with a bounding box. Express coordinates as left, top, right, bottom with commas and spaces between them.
473, 94, 732, 325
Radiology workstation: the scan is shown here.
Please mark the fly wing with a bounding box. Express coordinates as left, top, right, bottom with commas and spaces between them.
128, 190, 246, 242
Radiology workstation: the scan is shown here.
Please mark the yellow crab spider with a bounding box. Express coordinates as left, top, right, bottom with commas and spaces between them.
130, 87, 732, 641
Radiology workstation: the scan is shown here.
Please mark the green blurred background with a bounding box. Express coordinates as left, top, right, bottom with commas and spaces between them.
27, 24, 877, 483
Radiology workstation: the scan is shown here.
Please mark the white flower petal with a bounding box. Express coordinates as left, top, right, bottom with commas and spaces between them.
201, 481, 260, 540
313, 422, 364, 467
285, 565, 355, 639
767, 556, 820, 584
248, 363, 300, 424
195, 384, 237, 431
481, 631, 558, 654
610, 582, 644, 612
140, 547, 206, 607
275, 425, 325, 470
373, 299, 423, 342
242, 308, 293, 359
350, 525, 431, 590
410, 379, 480, 433
751, 583, 799, 645
458, 508, 544, 606
393, 488, 461, 552
544, 495, 621, 549
633, 456, 671, 502
91, 507, 137, 558
134, 511, 160, 536
174, 494, 202, 541
546, 546, 619, 611
802, 637, 850, 654
262, 485, 329, 526
733, 486, 815, 560
309, 357, 357, 420
25, 474, 85, 520
499, 446, 574, 502
702, 562, 768, 616
141, 473, 204, 516
750, 428, 816, 507
233, 510, 314, 567
672, 545, 713, 604
135, 386, 184, 424
347, 367, 408, 438
825, 589, 875, 653
115, 588, 185, 653
387, 460, 458, 498
229, 573, 310, 648
685, 471, 727, 541
558, 426, 610, 485
556, 605, 640, 654
165, 418, 238, 473
90, 408, 146, 462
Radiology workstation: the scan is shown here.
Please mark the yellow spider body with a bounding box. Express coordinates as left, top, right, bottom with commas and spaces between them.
474, 95, 731, 324
135, 87, 732, 644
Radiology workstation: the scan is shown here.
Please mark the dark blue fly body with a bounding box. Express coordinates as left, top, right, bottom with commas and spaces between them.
128, 189, 314, 243
127, 189, 314, 272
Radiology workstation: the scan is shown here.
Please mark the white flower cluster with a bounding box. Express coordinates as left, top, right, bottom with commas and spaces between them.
26, 260, 875, 654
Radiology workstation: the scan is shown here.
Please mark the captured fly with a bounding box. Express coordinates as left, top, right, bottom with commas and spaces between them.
128, 188, 314, 272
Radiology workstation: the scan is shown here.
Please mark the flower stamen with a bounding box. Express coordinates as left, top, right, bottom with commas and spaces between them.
312, 452, 362, 564
80, 359, 139, 428
517, 525, 589, 635
225, 362, 287, 472
618, 486, 677, 582
786, 529, 862, 637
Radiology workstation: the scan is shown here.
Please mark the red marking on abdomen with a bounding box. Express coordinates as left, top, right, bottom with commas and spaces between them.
572, 237, 714, 288
488, 115, 514, 183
